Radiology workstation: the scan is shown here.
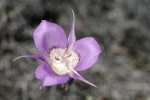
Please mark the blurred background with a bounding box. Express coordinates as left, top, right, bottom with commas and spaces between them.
0, 0, 150, 100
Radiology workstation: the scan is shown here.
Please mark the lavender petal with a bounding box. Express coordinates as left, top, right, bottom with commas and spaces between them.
33, 20, 68, 54
35, 64, 69, 87
67, 10, 76, 52
74, 37, 101, 71
70, 72, 98, 87
13, 54, 49, 63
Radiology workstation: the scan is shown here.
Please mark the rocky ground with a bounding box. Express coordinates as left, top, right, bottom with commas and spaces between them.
0, 0, 150, 100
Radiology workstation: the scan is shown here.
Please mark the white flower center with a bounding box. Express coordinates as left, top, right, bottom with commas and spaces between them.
50, 48, 79, 75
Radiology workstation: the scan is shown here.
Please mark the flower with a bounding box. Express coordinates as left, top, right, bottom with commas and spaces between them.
14, 10, 101, 88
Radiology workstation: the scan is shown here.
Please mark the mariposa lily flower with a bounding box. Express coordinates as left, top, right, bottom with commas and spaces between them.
14, 10, 101, 88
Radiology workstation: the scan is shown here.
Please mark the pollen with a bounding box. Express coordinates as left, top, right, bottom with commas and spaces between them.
50, 48, 79, 75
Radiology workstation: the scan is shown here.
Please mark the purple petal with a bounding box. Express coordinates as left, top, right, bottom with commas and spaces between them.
35, 64, 69, 87
67, 10, 76, 51
69, 72, 98, 87
74, 37, 101, 71
13, 54, 49, 63
33, 20, 68, 54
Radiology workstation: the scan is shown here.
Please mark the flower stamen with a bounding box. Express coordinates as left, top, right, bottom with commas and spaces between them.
50, 48, 79, 75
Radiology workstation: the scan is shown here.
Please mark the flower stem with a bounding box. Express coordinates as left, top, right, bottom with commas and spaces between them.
57, 78, 74, 100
